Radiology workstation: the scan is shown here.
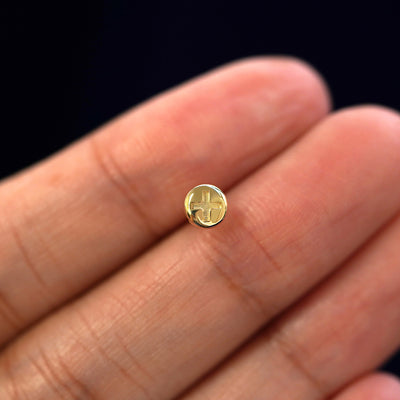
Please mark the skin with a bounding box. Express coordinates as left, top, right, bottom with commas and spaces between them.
0, 56, 399, 399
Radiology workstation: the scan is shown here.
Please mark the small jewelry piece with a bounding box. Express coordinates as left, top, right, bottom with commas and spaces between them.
184, 184, 227, 228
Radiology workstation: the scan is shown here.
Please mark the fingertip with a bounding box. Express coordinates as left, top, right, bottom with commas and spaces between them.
222, 55, 332, 116
334, 373, 400, 400
365, 373, 400, 400
331, 104, 400, 133
311, 104, 400, 166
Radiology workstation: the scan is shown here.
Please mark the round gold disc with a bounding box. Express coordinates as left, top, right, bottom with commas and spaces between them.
184, 184, 227, 228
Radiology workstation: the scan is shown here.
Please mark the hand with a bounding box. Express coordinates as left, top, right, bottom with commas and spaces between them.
0, 57, 400, 400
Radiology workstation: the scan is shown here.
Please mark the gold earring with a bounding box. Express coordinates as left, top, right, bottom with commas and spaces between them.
184, 184, 227, 228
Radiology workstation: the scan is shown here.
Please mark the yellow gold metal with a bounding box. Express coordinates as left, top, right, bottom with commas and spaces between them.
184, 184, 227, 228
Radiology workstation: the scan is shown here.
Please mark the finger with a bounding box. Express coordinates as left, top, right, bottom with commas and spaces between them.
1, 106, 399, 400
0, 57, 330, 344
332, 374, 400, 400
183, 373, 400, 400
180, 207, 400, 400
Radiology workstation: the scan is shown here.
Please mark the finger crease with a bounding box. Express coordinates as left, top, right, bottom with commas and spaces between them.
7, 218, 47, 289
113, 330, 154, 385
240, 218, 284, 273
201, 238, 267, 319
54, 353, 95, 400
273, 330, 327, 398
89, 136, 158, 239
0, 290, 23, 332
28, 347, 70, 400
2, 350, 24, 400
75, 308, 155, 400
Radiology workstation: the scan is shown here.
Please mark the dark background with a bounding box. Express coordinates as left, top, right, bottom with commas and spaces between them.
1, 1, 399, 375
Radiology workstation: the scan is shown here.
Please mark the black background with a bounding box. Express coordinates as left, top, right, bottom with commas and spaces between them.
1, 1, 399, 375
